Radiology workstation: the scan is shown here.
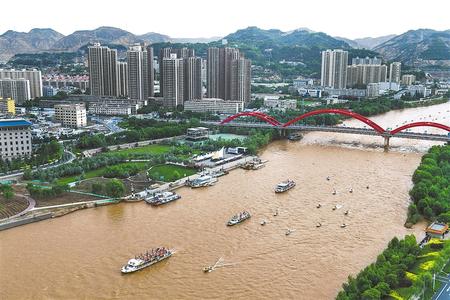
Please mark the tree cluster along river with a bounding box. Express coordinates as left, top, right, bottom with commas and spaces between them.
0, 102, 449, 299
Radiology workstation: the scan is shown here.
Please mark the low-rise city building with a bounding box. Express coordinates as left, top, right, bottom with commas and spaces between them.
407, 85, 431, 97
293, 78, 314, 88
43, 85, 59, 97
0, 97, 16, 115
263, 97, 297, 111
324, 87, 366, 98
366, 83, 380, 98
184, 98, 244, 114
0, 119, 32, 160
54, 103, 87, 128
88, 99, 142, 116
377, 81, 400, 92
425, 222, 449, 239
297, 87, 323, 98
186, 127, 209, 141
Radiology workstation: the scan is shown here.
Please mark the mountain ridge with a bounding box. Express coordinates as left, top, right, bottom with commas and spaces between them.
1, 26, 449, 70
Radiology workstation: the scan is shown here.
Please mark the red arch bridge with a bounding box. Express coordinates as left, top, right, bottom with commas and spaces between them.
201, 109, 450, 149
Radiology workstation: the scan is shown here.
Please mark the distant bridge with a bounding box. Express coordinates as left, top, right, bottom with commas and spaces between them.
201, 109, 450, 148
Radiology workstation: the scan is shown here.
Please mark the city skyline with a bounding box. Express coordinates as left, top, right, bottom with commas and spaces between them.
1, 0, 449, 40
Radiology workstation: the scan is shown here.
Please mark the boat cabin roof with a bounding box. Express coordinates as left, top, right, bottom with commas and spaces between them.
127, 258, 143, 266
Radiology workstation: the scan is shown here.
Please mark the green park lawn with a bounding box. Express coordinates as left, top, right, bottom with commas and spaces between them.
148, 164, 197, 182
57, 162, 148, 185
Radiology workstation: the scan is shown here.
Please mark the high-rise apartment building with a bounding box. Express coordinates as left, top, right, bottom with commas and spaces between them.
159, 47, 193, 98
54, 103, 87, 128
117, 62, 128, 98
88, 43, 118, 97
351, 57, 382, 65
207, 47, 220, 99
0, 69, 42, 99
127, 44, 146, 100
0, 79, 31, 104
230, 57, 251, 102
206, 47, 251, 103
401, 74, 416, 86
162, 54, 185, 108
146, 46, 155, 98
389, 62, 402, 83
346, 64, 387, 88
0, 119, 32, 160
120, 45, 154, 99
320, 49, 348, 89
184, 57, 203, 100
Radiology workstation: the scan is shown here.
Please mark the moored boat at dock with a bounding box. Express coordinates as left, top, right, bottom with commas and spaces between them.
121, 247, 173, 274
227, 211, 251, 226
275, 180, 296, 193
240, 158, 265, 170
185, 175, 218, 188
145, 191, 181, 206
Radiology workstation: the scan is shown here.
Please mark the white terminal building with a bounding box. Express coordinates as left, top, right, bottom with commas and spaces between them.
184, 98, 244, 114
263, 96, 297, 111
0, 119, 32, 160
54, 103, 87, 128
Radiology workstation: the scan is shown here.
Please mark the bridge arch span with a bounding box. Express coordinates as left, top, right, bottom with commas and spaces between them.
220, 112, 281, 126
390, 122, 450, 135
282, 109, 386, 134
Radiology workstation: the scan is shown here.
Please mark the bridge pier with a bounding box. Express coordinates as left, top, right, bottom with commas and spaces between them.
383, 136, 390, 151
278, 128, 287, 137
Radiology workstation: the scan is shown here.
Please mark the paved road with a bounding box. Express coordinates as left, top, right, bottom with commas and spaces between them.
0, 193, 36, 222
0, 151, 76, 181
82, 135, 185, 157
433, 274, 450, 300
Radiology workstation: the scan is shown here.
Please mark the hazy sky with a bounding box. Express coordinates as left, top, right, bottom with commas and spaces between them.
2, 0, 449, 39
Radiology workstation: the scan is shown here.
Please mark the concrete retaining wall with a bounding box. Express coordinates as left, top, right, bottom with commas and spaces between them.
0, 213, 53, 231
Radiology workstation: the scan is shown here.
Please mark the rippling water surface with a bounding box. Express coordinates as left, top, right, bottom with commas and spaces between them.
0, 102, 449, 299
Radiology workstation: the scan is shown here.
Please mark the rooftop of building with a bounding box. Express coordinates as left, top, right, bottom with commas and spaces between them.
426, 222, 449, 234
0, 119, 32, 128
187, 127, 209, 131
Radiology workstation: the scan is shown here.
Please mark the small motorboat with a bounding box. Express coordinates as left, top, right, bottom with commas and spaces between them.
273, 210, 279, 217
285, 229, 293, 236
316, 203, 322, 208
326, 176, 330, 181
349, 188, 353, 193
332, 189, 337, 195
332, 205, 337, 211
260, 220, 267, 226
316, 222, 322, 228
344, 210, 349, 215
203, 266, 213, 273
366, 186, 370, 189
341, 223, 347, 228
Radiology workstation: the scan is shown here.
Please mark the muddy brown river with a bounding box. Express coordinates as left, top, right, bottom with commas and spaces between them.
0, 102, 449, 299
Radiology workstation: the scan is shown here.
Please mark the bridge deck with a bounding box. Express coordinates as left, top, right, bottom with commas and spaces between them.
201, 121, 450, 142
